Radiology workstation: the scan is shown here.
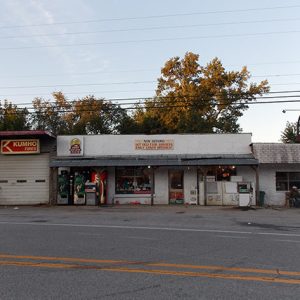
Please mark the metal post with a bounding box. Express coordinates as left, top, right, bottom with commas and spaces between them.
150, 167, 155, 206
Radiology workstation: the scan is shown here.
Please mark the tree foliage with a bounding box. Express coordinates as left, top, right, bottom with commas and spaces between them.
133, 52, 270, 134
281, 121, 298, 143
0, 100, 30, 131
30, 92, 131, 135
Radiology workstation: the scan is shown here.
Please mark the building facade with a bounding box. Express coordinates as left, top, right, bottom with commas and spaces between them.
50, 134, 258, 206
252, 143, 300, 206
0, 131, 56, 205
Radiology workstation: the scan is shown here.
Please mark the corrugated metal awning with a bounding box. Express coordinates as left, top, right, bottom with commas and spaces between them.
50, 154, 258, 167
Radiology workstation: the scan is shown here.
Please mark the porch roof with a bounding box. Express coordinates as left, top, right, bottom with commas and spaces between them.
50, 154, 258, 167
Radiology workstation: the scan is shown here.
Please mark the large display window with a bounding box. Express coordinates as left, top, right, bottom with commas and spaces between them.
116, 167, 152, 194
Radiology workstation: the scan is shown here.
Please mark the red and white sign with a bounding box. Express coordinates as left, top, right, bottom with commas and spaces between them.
1, 139, 40, 154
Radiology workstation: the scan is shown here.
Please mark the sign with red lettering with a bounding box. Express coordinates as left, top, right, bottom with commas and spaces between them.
1, 139, 40, 154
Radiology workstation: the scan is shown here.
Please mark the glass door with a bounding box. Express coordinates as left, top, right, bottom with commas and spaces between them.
169, 170, 184, 204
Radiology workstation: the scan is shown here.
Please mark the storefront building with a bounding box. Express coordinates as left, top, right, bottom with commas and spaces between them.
51, 134, 259, 206
252, 143, 300, 206
0, 131, 56, 205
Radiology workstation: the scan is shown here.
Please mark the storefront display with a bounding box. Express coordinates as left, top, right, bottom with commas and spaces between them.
116, 167, 151, 194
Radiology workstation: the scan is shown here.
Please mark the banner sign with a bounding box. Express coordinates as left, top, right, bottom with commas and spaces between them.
1, 139, 40, 154
135, 139, 174, 150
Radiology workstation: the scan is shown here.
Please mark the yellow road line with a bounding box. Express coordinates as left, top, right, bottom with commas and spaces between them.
0, 253, 299, 277
0, 254, 127, 265
1, 260, 300, 285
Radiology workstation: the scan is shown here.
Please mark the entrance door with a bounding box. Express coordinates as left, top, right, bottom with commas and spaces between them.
169, 170, 184, 204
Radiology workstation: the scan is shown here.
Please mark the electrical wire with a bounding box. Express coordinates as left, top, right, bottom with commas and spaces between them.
1, 4, 299, 30
1, 30, 300, 51
2, 17, 300, 40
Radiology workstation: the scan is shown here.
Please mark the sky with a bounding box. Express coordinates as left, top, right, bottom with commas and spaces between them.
1, 0, 300, 142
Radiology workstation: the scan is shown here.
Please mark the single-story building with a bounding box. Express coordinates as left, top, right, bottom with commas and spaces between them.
252, 143, 300, 206
50, 134, 259, 206
2, 131, 300, 207
0, 130, 56, 205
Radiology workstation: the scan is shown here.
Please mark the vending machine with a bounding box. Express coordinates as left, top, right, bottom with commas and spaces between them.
57, 171, 70, 205
73, 173, 86, 205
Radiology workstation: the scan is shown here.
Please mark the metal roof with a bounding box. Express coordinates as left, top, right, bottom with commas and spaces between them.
0, 130, 56, 138
50, 154, 258, 167
252, 143, 300, 164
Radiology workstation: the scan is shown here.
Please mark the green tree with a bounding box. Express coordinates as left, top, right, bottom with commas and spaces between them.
31, 92, 71, 135
68, 95, 130, 135
281, 121, 298, 143
134, 52, 269, 133
0, 100, 30, 131
31, 92, 132, 135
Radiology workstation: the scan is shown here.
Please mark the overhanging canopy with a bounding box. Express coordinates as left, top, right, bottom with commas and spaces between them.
50, 154, 258, 167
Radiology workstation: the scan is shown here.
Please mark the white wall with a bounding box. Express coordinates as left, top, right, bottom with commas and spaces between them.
259, 164, 300, 206
57, 134, 252, 157
184, 167, 198, 204
154, 167, 169, 204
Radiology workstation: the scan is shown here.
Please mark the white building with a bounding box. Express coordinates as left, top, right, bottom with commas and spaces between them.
252, 143, 300, 206
51, 134, 258, 206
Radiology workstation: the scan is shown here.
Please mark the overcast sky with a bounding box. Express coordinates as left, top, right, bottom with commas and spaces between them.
1, 0, 300, 142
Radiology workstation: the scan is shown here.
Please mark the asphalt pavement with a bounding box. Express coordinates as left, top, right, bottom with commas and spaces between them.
1, 205, 300, 299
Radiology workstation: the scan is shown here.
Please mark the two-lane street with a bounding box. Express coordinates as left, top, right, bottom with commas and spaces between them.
1, 206, 300, 299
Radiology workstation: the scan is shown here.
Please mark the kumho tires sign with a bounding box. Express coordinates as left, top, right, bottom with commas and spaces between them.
1, 139, 40, 154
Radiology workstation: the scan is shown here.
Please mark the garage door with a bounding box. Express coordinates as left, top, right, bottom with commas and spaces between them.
0, 154, 50, 205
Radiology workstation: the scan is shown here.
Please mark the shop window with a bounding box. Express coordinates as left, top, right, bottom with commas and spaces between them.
116, 167, 152, 194
200, 166, 237, 181
276, 172, 300, 191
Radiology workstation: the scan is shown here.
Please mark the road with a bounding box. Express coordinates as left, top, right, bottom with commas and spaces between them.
0, 205, 300, 299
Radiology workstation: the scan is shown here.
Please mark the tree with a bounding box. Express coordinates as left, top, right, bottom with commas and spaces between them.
31, 92, 132, 135
68, 95, 130, 135
134, 52, 269, 133
31, 92, 71, 135
281, 121, 298, 143
0, 100, 30, 131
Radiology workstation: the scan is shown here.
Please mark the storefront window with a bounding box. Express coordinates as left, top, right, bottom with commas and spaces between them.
200, 166, 237, 181
116, 167, 152, 194
276, 172, 300, 191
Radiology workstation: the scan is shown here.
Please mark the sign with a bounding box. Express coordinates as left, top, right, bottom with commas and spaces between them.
135, 139, 174, 150
69, 137, 83, 156
1, 139, 40, 154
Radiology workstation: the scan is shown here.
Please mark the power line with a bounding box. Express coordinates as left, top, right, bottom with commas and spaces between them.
1, 30, 300, 51
5, 98, 300, 116
2, 90, 300, 102
2, 62, 300, 80
0, 80, 155, 90
6, 95, 300, 109
2, 17, 300, 40
1, 4, 299, 30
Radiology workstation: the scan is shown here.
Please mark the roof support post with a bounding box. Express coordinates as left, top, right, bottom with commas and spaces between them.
251, 165, 260, 206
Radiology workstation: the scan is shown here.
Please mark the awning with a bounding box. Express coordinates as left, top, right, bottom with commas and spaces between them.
50, 154, 258, 167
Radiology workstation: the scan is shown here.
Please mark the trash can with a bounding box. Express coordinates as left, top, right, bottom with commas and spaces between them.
259, 191, 265, 206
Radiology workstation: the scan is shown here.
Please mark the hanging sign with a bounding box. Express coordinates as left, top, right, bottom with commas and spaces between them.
1, 139, 40, 154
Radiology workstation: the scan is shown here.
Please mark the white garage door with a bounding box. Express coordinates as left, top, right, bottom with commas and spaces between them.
0, 154, 50, 205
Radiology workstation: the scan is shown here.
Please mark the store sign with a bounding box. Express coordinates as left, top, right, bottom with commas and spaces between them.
135, 139, 174, 150
69, 137, 84, 156
1, 139, 40, 154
